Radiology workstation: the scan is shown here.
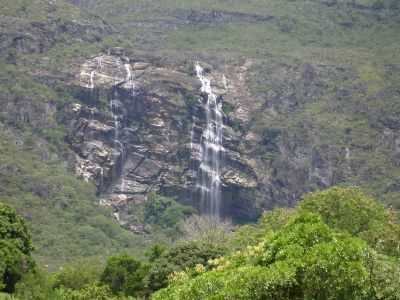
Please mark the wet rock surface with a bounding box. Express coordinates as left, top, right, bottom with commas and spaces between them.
60, 44, 400, 227
66, 51, 261, 227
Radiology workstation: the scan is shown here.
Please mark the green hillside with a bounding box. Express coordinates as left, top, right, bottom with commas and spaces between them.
0, 0, 399, 298
0, 0, 399, 274
0, 0, 153, 269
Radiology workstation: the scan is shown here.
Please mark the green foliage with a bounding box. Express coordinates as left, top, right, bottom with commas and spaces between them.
14, 269, 53, 300
300, 187, 400, 256
0, 63, 56, 105
152, 187, 400, 300
0, 132, 149, 269
145, 241, 225, 293
0, 202, 34, 293
221, 102, 235, 115
0, 0, 400, 298
1, 187, 399, 299
260, 212, 369, 300
366, 253, 400, 300
54, 284, 120, 300
227, 208, 295, 251
300, 187, 388, 235
261, 128, 282, 152
145, 244, 167, 263
0, 0, 83, 22
153, 213, 371, 300
0, 293, 18, 300
101, 254, 146, 297
0, 202, 33, 257
52, 259, 104, 291
144, 193, 195, 229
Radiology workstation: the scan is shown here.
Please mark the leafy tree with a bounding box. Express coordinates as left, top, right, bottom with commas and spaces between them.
100, 254, 146, 297
299, 186, 400, 256
227, 208, 296, 252
54, 284, 119, 300
365, 252, 400, 300
152, 212, 371, 300
152, 187, 400, 300
145, 244, 167, 263
0, 202, 34, 293
145, 241, 225, 293
144, 193, 195, 229
14, 268, 53, 300
52, 258, 104, 291
180, 215, 233, 245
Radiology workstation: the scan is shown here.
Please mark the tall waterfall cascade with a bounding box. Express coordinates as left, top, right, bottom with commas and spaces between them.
109, 62, 134, 193
193, 63, 225, 218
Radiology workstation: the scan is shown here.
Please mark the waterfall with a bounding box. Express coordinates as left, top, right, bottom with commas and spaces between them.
88, 56, 103, 89
109, 63, 134, 193
110, 98, 125, 192
96, 56, 103, 70
89, 71, 95, 89
124, 63, 135, 96
193, 63, 224, 218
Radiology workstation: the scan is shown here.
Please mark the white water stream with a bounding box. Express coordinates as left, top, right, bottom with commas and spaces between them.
194, 63, 224, 217
110, 62, 136, 192
124, 63, 135, 95
89, 71, 95, 89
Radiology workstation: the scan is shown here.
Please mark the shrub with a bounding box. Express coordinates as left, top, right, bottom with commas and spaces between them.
144, 193, 195, 229
101, 254, 147, 297
0, 202, 35, 293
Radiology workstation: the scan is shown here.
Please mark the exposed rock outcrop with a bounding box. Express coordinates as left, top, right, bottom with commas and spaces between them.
66, 50, 260, 228
62, 42, 400, 228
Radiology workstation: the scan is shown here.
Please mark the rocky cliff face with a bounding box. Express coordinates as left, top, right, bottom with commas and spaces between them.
66, 49, 260, 228
65, 45, 400, 230
2, 0, 398, 233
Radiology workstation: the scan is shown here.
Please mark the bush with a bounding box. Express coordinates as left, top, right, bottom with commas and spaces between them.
145, 241, 225, 293
299, 186, 400, 256
0, 202, 35, 293
52, 259, 104, 291
152, 187, 400, 300
101, 254, 147, 297
144, 193, 195, 229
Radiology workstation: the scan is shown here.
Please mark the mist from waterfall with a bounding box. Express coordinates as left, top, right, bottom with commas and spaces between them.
194, 63, 224, 218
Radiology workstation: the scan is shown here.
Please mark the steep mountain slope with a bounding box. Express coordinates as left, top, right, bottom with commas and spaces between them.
0, 0, 156, 268
65, 0, 400, 213
0, 0, 399, 267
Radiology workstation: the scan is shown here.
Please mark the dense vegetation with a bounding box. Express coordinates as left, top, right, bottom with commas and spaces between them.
0, 203, 34, 293
0, 1, 400, 298
0, 129, 154, 269
1, 187, 399, 299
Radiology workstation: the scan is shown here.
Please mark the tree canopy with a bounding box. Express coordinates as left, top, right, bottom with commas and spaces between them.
0, 202, 34, 293
152, 187, 400, 300
1, 187, 399, 300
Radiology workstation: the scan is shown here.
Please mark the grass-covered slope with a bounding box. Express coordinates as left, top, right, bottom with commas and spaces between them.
1, 0, 400, 268
70, 0, 399, 58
